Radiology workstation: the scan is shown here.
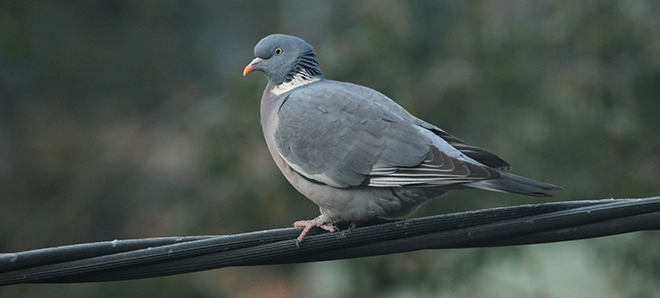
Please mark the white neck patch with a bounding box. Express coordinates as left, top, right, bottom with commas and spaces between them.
271, 74, 320, 96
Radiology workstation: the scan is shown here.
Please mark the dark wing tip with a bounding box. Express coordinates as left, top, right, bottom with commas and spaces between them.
431, 128, 511, 170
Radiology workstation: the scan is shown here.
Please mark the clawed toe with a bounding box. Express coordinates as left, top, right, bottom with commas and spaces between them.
293, 216, 337, 244
348, 221, 361, 231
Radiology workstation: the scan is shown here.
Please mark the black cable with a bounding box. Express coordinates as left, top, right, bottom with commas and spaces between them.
0, 197, 658, 286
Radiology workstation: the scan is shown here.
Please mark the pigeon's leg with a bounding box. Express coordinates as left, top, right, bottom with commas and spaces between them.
293, 216, 337, 243
348, 221, 361, 232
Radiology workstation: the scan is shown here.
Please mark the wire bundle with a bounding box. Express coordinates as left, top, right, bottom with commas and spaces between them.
1, 197, 659, 286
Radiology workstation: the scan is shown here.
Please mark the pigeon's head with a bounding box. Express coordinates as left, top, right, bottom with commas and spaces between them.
244, 34, 323, 85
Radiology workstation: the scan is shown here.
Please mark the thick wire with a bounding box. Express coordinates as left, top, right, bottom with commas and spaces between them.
1, 197, 659, 286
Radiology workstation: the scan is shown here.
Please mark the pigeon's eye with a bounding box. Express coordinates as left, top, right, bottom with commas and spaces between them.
275, 48, 283, 55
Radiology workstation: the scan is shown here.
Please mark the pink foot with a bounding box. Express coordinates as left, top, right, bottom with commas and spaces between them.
348, 221, 361, 231
293, 216, 337, 243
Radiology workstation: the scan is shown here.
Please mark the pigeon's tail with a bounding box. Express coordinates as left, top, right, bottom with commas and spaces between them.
467, 172, 561, 197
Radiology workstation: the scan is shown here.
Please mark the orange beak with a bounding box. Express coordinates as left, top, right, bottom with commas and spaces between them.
243, 58, 262, 76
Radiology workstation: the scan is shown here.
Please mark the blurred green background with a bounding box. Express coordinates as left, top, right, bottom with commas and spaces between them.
1, 1, 660, 297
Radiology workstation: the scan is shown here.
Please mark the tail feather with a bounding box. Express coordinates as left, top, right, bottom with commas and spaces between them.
467, 172, 561, 197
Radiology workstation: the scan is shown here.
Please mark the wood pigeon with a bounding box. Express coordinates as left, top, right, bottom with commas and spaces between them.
243, 34, 560, 243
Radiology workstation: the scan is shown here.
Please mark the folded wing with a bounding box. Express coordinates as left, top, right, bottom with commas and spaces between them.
274, 82, 500, 188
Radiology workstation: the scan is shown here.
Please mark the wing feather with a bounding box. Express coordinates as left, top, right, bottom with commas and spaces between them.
273, 81, 500, 189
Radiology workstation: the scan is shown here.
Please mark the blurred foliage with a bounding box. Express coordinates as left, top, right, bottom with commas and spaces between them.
1, 0, 659, 297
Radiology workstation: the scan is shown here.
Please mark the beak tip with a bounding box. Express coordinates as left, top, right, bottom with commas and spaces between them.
243, 65, 253, 76
243, 57, 262, 76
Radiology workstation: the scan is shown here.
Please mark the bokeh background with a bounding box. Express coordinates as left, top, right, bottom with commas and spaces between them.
2, 1, 660, 297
